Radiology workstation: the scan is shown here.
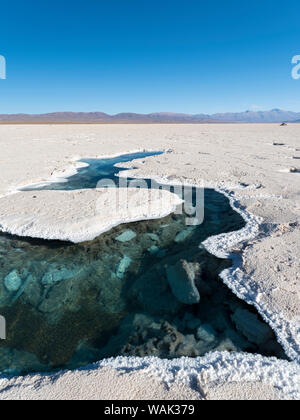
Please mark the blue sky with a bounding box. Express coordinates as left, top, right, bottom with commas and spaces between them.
0, 0, 299, 114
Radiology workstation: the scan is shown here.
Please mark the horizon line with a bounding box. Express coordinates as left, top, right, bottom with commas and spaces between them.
0, 108, 299, 116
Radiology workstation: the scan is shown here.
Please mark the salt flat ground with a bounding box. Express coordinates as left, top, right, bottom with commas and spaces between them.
0, 124, 299, 400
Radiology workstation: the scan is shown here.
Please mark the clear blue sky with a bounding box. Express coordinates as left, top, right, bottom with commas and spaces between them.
0, 0, 299, 114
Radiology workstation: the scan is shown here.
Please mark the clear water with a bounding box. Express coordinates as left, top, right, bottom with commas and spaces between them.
0, 152, 286, 376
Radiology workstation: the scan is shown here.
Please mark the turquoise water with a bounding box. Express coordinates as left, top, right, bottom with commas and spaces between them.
0, 152, 286, 376
22, 151, 164, 191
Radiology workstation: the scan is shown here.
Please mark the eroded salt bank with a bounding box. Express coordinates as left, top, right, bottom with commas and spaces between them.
0, 188, 182, 243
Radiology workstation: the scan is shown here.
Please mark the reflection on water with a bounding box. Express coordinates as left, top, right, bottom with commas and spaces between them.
0, 152, 286, 376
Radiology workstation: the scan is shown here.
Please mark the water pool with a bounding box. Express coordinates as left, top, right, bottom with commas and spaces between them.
0, 152, 286, 375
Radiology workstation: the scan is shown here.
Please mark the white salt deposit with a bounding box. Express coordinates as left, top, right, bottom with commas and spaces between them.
0, 353, 299, 400
0, 188, 183, 243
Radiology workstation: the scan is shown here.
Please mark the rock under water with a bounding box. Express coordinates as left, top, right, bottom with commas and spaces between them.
166, 260, 201, 305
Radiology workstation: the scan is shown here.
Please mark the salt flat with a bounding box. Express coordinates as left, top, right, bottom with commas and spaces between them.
0, 123, 299, 400
0, 188, 182, 243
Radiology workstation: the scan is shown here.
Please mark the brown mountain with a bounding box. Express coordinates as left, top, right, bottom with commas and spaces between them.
0, 112, 112, 123
0, 111, 215, 123
0, 109, 299, 123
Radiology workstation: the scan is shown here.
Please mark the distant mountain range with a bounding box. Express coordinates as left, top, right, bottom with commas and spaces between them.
209, 109, 300, 123
0, 109, 300, 123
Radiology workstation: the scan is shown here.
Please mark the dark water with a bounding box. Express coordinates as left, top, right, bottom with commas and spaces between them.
0, 152, 286, 376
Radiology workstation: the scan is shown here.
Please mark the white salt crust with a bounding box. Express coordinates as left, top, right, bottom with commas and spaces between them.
99, 353, 300, 399
0, 353, 299, 400
0, 188, 183, 243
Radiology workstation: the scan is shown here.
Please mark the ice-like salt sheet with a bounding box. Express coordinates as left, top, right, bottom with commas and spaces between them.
0, 188, 182, 243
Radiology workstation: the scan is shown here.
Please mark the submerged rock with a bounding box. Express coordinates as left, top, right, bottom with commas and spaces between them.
118, 317, 193, 358
174, 228, 194, 243
114, 316, 218, 359
147, 245, 159, 255
231, 308, 273, 345
166, 260, 201, 305
215, 338, 238, 353
115, 230, 137, 242
4, 270, 22, 292
196, 324, 217, 344
41, 268, 77, 285
176, 334, 199, 357
22, 274, 42, 307
146, 233, 160, 242
116, 256, 132, 278
38, 277, 81, 320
